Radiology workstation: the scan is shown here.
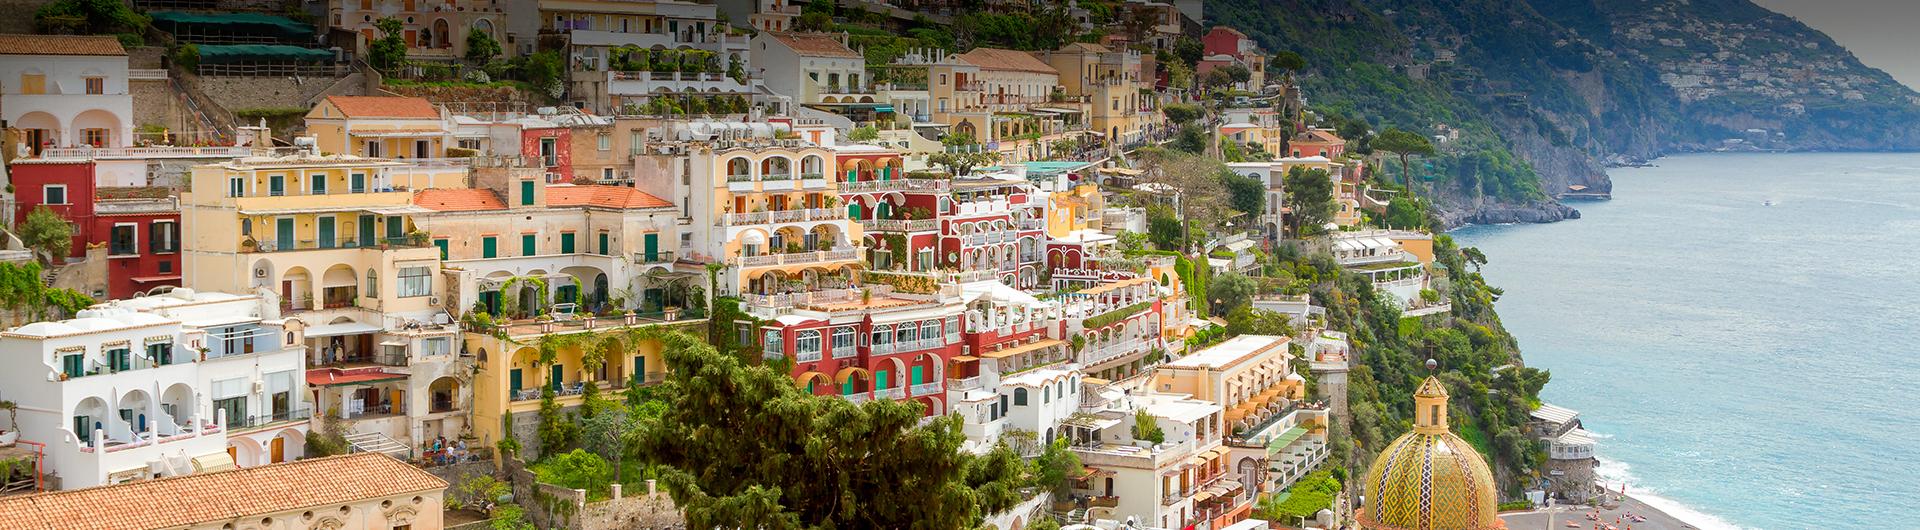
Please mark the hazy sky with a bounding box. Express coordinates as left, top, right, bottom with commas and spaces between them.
1751, 0, 1920, 90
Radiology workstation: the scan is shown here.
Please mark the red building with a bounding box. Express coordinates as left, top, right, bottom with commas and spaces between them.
519, 122, 572, 182
847, 169, 1048, 288
759, 292, 964, 416
9, 160, 181, 299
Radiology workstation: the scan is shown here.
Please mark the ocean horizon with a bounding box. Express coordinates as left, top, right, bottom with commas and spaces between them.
1453, 152, 1920, 530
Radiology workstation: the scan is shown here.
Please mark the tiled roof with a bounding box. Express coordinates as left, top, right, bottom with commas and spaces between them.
1056, 42, 1112, 54
958, 48, 1058, 75
768, 32, 861, 59
546, 184, 674, 209
0, 34, 126, 56
414, 188, 507, 212
1297, 128, 1345, 144
322, 95, 440, 119
0, 453, 445, 530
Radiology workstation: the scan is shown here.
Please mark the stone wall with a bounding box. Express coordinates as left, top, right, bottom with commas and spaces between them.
0, 0, 50, 34
200, 72, 369, 136
52, 245, 108, 299
502, 457, 685, 530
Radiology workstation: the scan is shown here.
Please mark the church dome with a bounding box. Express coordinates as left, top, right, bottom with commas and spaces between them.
1358, 375, 1502, 530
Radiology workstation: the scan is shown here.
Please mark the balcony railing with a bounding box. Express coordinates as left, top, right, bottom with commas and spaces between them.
229, 407, 313, 430
948, 376, 983, 391
728, 248, 860, 267
860, 218, 939, 232
873, 386, 905, 400
843, 392, 871, 404
910, 381, 942, 396
741, 285, 890, 310
1084, 339, 1147, 365
961, 231, 1018, 246
632, 250, 676, 264
720, 208, 847, 226
838, 179, 948, 193
253, 237, 430, 253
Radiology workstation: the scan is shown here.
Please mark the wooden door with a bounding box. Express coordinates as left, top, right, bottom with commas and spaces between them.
270, 436, 285, 463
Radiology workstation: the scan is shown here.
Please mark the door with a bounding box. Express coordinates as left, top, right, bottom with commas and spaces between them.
415, 140, 430, 158
848, 203, 861, 220
875, 370, 890, 390
317, 217, 336, 249
358, 214, 376, 247
550, 364, 564, 392
270, 436, 285, 463
275, 218, 294, 250
877, 202, 892, 219
643, 233, 658, 261
509, 368, 523, 394
911, 366, 924, 387
597, 233, 609, 255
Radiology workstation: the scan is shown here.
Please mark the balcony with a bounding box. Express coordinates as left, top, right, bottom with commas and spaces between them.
873, 386, 905, 400
741, 286, 889, 311
948, 376, 983, 391
251, 237, 431, 253
728, 248, 861, 268
631, 250, 676, 265
859, 218, 938, 232
843, 392, 872, 404
228, 407, 313, 431
38, 146, 251, 159
720, 208, 847, 226
839, 179, 948, 193
910, 381, 943, 396
960, 231, 1018, 246
1083, 339, 1148, 366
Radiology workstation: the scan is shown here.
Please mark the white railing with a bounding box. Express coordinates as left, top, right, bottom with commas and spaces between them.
795, 350, 823, 363
948, 376, 983, 391
1084, 339, 1146, 365
910, 382, 943, 396
839, 179, 950, 193
860, 218, 939, 232
741, 285, 892, 309
873, 387, 905, 400
731, 248, 859, 266
39, 146, 250, 159
721, 208, 848, 226
843, 392, 871, 404
961, 231, 1017, 246
1019, 219, 1046, 230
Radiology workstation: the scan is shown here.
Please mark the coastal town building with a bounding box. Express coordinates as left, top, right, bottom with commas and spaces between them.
1531, 403, 1598, 503
0, 452, 446, 529
1066, 390, 1231, 529
542, 0, 754, 114
1358, 372, 1500, 530
0, 35, 136, 153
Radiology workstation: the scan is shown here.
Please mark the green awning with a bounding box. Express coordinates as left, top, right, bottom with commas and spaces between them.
152, 11, 316, 41
196, 44, 334, 64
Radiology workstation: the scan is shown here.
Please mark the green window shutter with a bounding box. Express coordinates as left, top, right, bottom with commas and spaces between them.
520, 180, 535, 205
561, 233, 576, 254
911, 366, 924, 386
643, 233, 658, 261
510, 368, 523, 394
633, 355, 644, 378
358, 215, 375, 247
842, 379, 854, 395
875, 370, 889, 390
598, 233, 609, 255
435, 239, 449, 260
386, 216, 404, 239
550, 364, 564, 391
522, 234, 536, 256
482, 237, 497, 258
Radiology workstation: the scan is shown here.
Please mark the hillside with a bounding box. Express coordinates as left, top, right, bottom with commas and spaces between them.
1206, 0, 1920, 223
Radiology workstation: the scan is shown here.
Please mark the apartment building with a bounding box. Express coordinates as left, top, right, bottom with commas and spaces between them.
1066, 391, 1231, 529
329, 0, 507, 62
0, 35, 135, 152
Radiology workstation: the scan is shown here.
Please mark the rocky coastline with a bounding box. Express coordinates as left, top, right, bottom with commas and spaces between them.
1435, 201, 1582, 231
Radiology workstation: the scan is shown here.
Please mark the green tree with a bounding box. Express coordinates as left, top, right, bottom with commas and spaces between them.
1374, 127, 1437, 188
542, 449, 614, 498
20, 206, 73, 261
847, 126, 880, 142
1146, 205, 1183, 251
1173, 37, 1204, 66
728, 54, 746, 83
369, 18, 408, 73
1270, 50, 1307, 75
1206, 272, 1258, 317
1283, 166, 1335, 236
1131, 409, 1165, 445
520, 50, 566, 99
34, 0, 149, 35
1221, 169, 1265, 218
797, 11, 833, 31
1029, 437, 1082, 498
489, 505, 537, 530
630, 331, 1027, 528
465, 28, 502, 63
929, 134, 999, 175
1162, 103, 1203, 125
580, 403, 638, 482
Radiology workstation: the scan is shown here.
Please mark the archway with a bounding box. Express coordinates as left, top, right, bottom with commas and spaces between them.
71, 109, 123, 148
433, 19, 452, 48
14, 111, 58, 153
272, 428, 305, 463
71, 396, 109, 444
227, 437, 264, 467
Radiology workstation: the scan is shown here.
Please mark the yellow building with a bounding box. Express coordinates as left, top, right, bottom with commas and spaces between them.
1153, 335, 1305, 430
465, 319, 682, 448
1275, 156, 1363, 228
305, 96, 457, 161
1037, 43, 1156, 147
1359, 370, 1502, 530
181, 151, 470, 451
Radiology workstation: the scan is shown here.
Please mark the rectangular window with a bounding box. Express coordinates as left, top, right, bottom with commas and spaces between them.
147, 343, 173, 365
228, 177, 245, 197
108, 224, 136, 256
42, 185, 66, 205
831, 327, 854, 350
106, 348, 130, 372
365, 140, 382, 158
521, 233, 536, 256
598, 232, 610, 255
310, 175, 327, 195
795, 330, 821, 361
213, 396, 246, 426
597, 134, 611, 151
870, 325, 892, 348
268, 175, 285, 196
629, 131, 643, 156
920, 321, 940, 343
482, 236, 497, 258
560, 232, 576, 253
539, 138, 558, 167
421, 337, 451, 357
62, 353, 84, 378
434, 238, 449, 260
350, 173, 366, 193
150, 222, 178, 253
520, 180, 535, 205
763, 329, 783, 354
81, 128, 107, 147
20, 73, 44, 94
398, 266, 431, 297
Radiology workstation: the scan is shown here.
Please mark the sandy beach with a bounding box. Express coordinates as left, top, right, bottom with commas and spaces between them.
1499, 494, 1702, 530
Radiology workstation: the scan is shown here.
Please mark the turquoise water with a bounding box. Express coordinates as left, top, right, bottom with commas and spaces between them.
1452, 153, 1920, 530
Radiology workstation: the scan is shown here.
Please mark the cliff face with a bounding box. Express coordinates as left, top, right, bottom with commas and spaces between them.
1209, 0, 1920, 226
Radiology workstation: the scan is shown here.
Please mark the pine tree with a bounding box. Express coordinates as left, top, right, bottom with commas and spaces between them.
630, 331, 1027, 529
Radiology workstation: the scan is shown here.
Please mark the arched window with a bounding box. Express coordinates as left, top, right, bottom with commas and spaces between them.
240, 219, 252, 236
1013, 387, 1028, 406
365, 268, 378, 297
1043, 386, 1051, 403
726, 157, 751, 180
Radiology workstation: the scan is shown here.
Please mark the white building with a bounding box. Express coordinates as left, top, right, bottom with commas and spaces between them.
1066, 391, 1229, 529
0, 34, 136, 153
0, 290, 304, 489
751, 32, 869, 106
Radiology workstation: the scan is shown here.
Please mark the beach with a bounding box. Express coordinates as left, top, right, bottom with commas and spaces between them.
1499, 494, 1703, 530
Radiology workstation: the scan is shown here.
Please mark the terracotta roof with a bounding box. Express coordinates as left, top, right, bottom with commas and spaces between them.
414, 188, 507, 212
1056, 42, 1112, 54
768, 32, 861, 59
0, 453, 445, 530
546, 184, 673, 209
1296, 128, 1345, 144
321, 95, 440, 119
958, 48, 1059, 75
0, 34, 125, 56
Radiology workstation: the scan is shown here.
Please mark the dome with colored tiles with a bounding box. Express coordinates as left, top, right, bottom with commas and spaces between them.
1357, 370, 1502, 530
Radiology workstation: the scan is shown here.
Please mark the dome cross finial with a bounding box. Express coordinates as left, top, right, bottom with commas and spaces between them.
1425, 358, 1438, 373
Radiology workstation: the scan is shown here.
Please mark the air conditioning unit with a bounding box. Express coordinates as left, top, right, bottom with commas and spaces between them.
252, 380, 264, 393
254, 268, 267, 278
429, 297, 441, 305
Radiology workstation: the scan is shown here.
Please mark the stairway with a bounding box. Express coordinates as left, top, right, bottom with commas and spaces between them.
343, 431, 412, 460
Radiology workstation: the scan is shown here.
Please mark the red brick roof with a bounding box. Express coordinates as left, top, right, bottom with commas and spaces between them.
0, 453, 444, 530
321, 96, 440, 119
546, 185, 674, 209
768, 32, 861, 59
414, 188, 507, 212
958, 48, 1058, 75
0, 34, 125, 56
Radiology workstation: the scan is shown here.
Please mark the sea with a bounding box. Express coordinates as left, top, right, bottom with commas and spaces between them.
1451, 153, 1920, 530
